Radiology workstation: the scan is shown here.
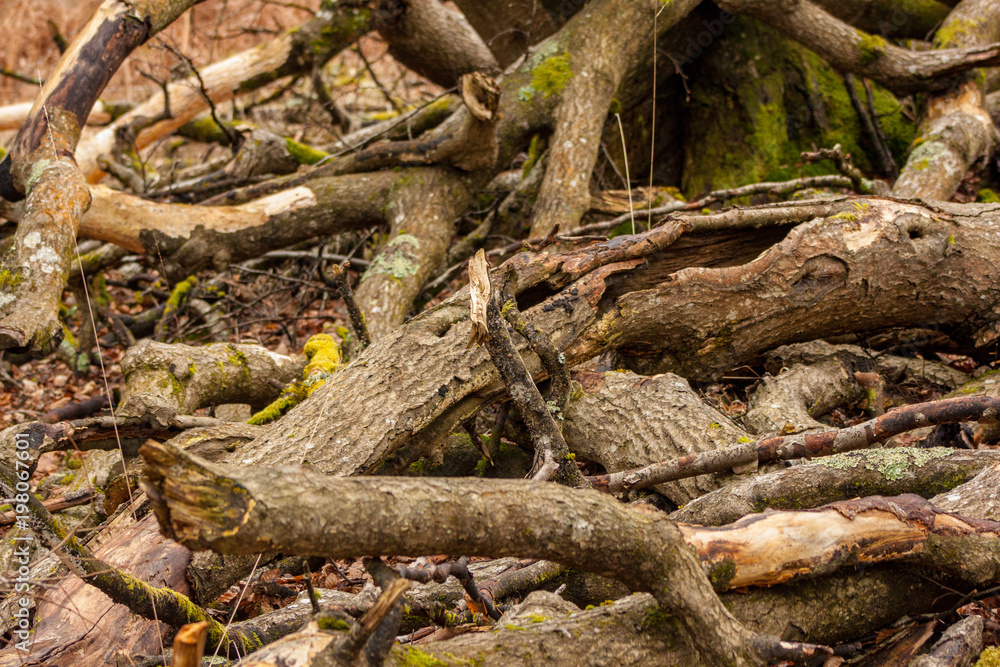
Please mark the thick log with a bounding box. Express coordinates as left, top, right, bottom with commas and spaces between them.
226, 198, 1000, 478
140, 440, 788, 666
372, 0, 498, 88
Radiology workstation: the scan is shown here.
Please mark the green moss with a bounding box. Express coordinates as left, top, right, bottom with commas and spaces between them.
248, 334, 341, 424
737, 436, 753, 444
315, 616, 351, 631
247, 393, 299, 425
682, 17, 913, 195
707, 558, 737, 588
640, 605, 673, 632
0, 269, 24, 289
179, 114, 234, 145
284, 137, 329, 165
527, 614, 548, 623
25, 158, 52, 193
975, 646, 1000, 667
522, 134, 544, 177
162, 275, 198, 323
530, 50, 573, 98
92, 273, 112, 308
395, 646, 448, 666
302, 333, 341, 388
977, 188, 999, 203
856, 32, 887, 66
830, 212, 858, 222
934, 18, 982, 48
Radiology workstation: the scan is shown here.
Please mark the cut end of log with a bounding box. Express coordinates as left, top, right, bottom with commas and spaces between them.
0, 326, 28, 352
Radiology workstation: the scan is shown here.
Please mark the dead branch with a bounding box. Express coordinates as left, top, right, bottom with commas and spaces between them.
225, 198, 1000, 479
71, 0, 371, 184
679, 493, 1000, 590
118, 339, 303, 424
372, 0, 498, 88
716, 0, 1000, 95
588, 395, 1000, 494
673, 450, 1000, 527
139, 439, 817, 666
469, 253, 585, 485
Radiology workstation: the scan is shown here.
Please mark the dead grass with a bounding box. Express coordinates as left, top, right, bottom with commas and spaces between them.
0, 0, 322, 105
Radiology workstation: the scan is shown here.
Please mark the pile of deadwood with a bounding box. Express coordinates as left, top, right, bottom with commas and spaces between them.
2, 0, 1000, 665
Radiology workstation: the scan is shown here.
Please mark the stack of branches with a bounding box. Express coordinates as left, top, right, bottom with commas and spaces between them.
2, 0, 1000, 665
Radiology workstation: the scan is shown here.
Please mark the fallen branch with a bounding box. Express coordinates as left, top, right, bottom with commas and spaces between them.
140, 439, 821, 666
588, 395, 1000, 493
679, 493, 1000, 590
717, 0, 1000, 95
469, 252, 585, 485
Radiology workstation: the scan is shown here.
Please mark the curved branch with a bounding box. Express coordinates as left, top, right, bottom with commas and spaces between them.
717, 0, 1000, 95
140, 439, 809, 666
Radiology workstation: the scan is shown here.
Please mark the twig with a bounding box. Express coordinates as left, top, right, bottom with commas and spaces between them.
843, 74, 898, 181
588, 395, 1000, 493
159, 40, 238, 148
354, 41, 403, 113
0, 67, 42, 86
389, 556, 503, 621
311, 65, 353, 133
593, 174, 854, 235
321, 259, 371, 351
0, 489, 96, 526
260, 249, 370, 267
863, 78, 899, 180
801, 144, 888, 195
303, 562, 322, 615
497, 277, 570, 415
468, 251, 588, 487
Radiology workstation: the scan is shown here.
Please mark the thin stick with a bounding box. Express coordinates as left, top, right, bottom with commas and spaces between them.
615, 112, 636, 234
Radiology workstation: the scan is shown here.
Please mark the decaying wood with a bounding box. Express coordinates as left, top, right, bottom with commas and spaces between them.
117, 339, 303, 423
73, 0, 370, 184
6, 0, 1000, 663
680, 493, 1000, 590
716, 0, 1000, 95
140, 439, 820, 666
589, 396, 1000, 494
672, 449, 1000, 526
225, 198, 1000, 479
